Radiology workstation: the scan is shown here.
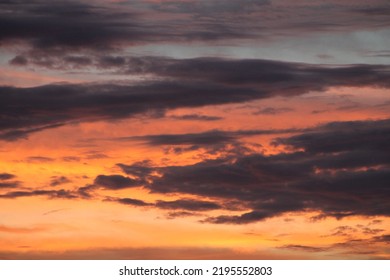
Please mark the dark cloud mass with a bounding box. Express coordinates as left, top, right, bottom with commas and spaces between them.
94, 175, 141, 190
1, 58, 390, 140
155, 199, 221, 211
108, 196, 221, 212
115, 118, 390, 224
1, 0, 389, 55
169, 114, 223, 121
116, 197, 152, 207
0, 189, 76, 199
0, 173, 16, 180
126, 129, 296, 146
0, 173, 19, 188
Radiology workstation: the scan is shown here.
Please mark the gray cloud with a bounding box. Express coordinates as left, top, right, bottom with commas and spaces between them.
94, 175, 141, 190
0, 189, 77, 199
114, 118, 390, 224
253, 107, 294, 115
50, 176, 71, 187
155, 199, 221, 211
0, 173, 19, 189
115, 197, 152, 207
2, 58, 390, 140
169, 114, 223, 121
0, 173, 16, 180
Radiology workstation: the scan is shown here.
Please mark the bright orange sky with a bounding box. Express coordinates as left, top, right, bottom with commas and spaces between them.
1, 0, 390, 259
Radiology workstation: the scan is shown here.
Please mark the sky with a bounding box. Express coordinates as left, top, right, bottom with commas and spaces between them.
0, 0, 390, 259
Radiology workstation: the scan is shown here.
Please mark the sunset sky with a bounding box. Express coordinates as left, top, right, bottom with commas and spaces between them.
0, 0, 390, 259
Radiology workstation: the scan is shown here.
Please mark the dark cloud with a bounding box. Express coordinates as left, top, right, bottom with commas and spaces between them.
124, 57, 390, 88
0, 173, 16, 180
166, 211, 199, 219
253, 107, 294, 115
1, 0, 390, 67
50, 176, 71, 187
272, 118, 390, 154
0, 0, 247, 54
149, 0, 270, 15
0, 124, 64, 141
115, 197, 151, 207
0, 181, 20, 189
127, 129, 284, 146
0, 189, 77, 199
0, 173, 19, 188
373, 234, 390, 243
76, 185, 96, 199
111, 118, 390, 224
9, 55, 28, 66
94, 175, 141, 190
0, 81, 259, 140
170, 114, 223, 121
1, 58, 390, 140
117, 161, 154, 179
15, 55, 390, 89
280, 232, 390, 257
0, 1, 143, 50
156, 199, 221, 211
107, 195, 221, 212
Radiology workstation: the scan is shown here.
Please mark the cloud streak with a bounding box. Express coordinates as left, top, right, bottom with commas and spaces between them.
2, 58, 390, 140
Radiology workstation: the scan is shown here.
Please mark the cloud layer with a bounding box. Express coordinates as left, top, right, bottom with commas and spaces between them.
2, 58, 390, 140
113, 118, 390, 224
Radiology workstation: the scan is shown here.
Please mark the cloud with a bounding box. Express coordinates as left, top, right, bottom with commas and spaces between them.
0, 182, 20, 189
253, 107, 294, 115
107, 196, 221, 212
1, 58, 390, 140
3, 0, 389, 57
115, 197, 152, 207
155, 199, 221, 211
166, 211, 199, 219
169, 114, 223, 121
280, 233, 390, 257
125, 129, 292, 146
149, 0, 270, 15
373, 234, 390, 243
0, 189, 77, 199
0, 1, 144, 50
117, 161, 154, 179
0, 124, 64, 142
0, 173, 16, 180
111, 118, 390, 224
272, 118, 390, 154
278, 244, 326, 253
0, 173, 19, 188
94, 175, 141, 190
0, 0, 249, 54
50, 176, 71, 187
